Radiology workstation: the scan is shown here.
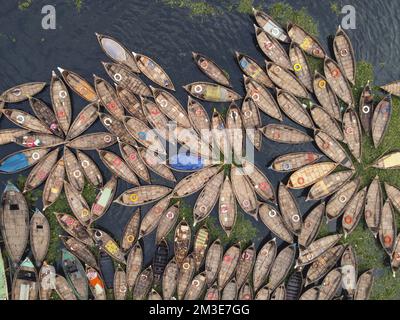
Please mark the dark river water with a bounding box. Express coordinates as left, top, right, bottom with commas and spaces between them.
0, 0, 400, 265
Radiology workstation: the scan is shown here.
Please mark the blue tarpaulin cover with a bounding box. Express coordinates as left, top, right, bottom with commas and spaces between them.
0, 153, 29, 173
169, 153, 205, 171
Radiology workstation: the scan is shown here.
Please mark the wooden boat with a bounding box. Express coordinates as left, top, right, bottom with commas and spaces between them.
278, 183, 302, 235
0, 128, 29, 146
177, 255, 195, 300
170, 126, 212, 159
379, 199, 397, 255
162, 258, 179, 300
242, 160, 275, 203
133, 52, 175, 90
289, 43, 313, 92
391, 235, 400, 276
60, 236, 98, 269
98, 251, 115, 289
114, 266, 127, 300
254, 25, 291, 69
121, 209, 140, 252
94, 75, 125, 121
271, 152, 321, 172
299, 287, 319, 300
259, 203, 293, 243
174, 219, 191, 266
342, 187, 367, 237
138, 195, 173, 238
372, 151, 400, 169
205, 283, 220, 300
219, 176, 237, 236
255, 285, 271, 300
183, 82, 241, 102
148, 289, 162, 300
371, 95, 392, 148
23, 148, 59, 193
192, 52, 231, 87
11, 257, 38, 300
266, 244, 296, 290
296, 234, 343, 268
1, 82, 46, 103
55, 213, 93, 246
218, 243, 241, 290
173, 166, 220, 198
38, 263, 55, 300
211, 109, 230, 157
187, 97, 211, 144
307, 170, 354, 201
61, 249, 88, 300
341, 245, 358, 297
277, 90, 313, 128
226, 103, 244, 161
184, 272, 207, 300
126, 243, 143, 290
205, 239, 223, 287
359, 82, 374, 134
288, 162, 337, 190
343, 107, 362, 162
64, 147, 85, 191
324, 57, 354, 105
151, 86, 191, 128
90, 176, 117, 222
381, 81, 400, 96
354, 270, 374, 300
119, 143, 150, 183
221, 278, 237, 300
55, 275, 76, 300
310, 104, 344, 141
132, 265, 154, 300
260, 124, 312, 144
76, 150, 103, 188
326, 177, 360, 221
193, 225, 209, 270
193, 171, 224, 225
231, 166, 258, 220
286, 272, 304, 300
96, 33, 140, 73
29, 97, 64, 138
30, 209, 50, 267
235, 244, 256, 288
244, 75, 283, 121
155, 202, 179, 244
50, 71, 72, 135
1, 182, 29, 265
241, 96, 262, 150
64, 180, 91, 225
138, 149, 173, 182
306, 245, 345, 286
333, 26, 356, 85
2, 109, 52, 134
253, 7, 290, 42
98, 112, 131, 144
313, 72, 341, 121
141, 97, 169, 138
15, 133, 64, 148
58, 67, 97, 102
116, 85, 147, 122
238, 280, 254, 300
86, 266, 106, 300
0, 148, 49, 174
153, 239, 169, 283
98, 150, 139, 186
66, 102, 99, 140
314, 130, 354, 169
253, 239, 277, 292
236, 52, 273, 87
364, 176, 383, 237
270, 283, 286, 300
287, 23, 325, 58
298, 203, 325, 249
385, 183, 400, 212
267, 63, 309, 98
92, 229, 126, 264
317, 269, 342, 300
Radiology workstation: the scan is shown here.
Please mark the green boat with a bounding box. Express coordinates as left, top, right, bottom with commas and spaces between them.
61, 249, 88, 300
0, 248, 8, 300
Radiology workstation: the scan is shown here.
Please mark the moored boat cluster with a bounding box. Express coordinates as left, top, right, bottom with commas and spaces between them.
1, 6, 400, 301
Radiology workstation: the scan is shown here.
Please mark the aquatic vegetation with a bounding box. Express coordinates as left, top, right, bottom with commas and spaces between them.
73, 0, 83, 12
18, 0, 32, 11
236, 0, 259, 14
330, 2, 341, 15
162, 0, 218, 16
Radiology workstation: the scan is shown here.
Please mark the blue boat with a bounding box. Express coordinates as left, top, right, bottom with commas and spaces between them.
0, 148, 49, 173
168, 152, 206, 171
